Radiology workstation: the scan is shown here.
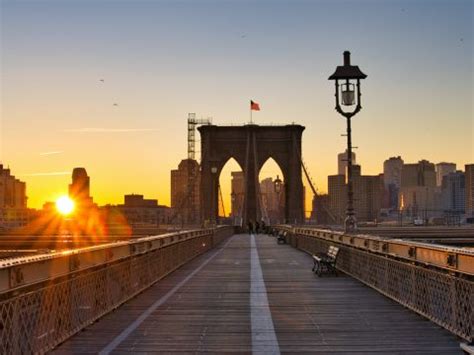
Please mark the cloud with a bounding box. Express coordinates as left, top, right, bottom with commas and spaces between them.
20, 171, 70, 177
39, 151, 63, 156
64, 128, 160, 133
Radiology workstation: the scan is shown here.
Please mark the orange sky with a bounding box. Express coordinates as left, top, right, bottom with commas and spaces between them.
1, 0, 472, 214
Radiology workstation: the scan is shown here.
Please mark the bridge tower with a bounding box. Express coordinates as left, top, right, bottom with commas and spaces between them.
199, 124, 305, 226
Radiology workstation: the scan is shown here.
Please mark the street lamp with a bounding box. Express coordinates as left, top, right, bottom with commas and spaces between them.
230, 190, 236, 224
274, 175, 282, 194
329, 51, 367, 233
274, 175, 283, 224
211, 166, 218, 225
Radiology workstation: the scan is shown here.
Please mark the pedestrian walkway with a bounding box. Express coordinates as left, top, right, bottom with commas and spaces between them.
54, 234, 461, 354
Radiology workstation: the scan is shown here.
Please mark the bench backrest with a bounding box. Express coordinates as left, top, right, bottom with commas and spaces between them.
327, 246, 339, 260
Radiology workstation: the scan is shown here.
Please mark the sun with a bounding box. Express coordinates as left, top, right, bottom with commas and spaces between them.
56, 196, 75, 215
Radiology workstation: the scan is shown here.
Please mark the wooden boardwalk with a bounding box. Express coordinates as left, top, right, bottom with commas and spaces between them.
53, 234, 462, 354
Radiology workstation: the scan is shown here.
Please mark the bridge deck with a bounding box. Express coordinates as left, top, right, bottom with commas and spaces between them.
54, 234, 461, 354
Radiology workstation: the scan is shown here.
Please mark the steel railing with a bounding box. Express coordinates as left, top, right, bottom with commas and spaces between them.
273, 225, 474, 342
0, 226, 234, 354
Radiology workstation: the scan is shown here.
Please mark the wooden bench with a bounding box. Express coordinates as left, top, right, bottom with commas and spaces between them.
312, 246, 339, 276
277, 231, 287, 244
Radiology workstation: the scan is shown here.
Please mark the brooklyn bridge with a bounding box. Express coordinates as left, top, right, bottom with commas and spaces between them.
0, 123, 472, 354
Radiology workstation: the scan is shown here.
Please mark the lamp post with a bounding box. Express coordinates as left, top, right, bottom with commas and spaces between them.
274, 175, 283, 224
211, 166, 218, 226
329, 51, 367, 233
231, 190, 236, 225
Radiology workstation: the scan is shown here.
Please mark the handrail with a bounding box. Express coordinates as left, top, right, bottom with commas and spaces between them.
274, 225, 474, 342
0, 228, 224, 294
276, 225, 474, 276
0, 226, 235, 354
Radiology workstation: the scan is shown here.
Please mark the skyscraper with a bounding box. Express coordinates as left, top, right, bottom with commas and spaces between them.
465, 164, 474, 216
328, 174, 347, 224
0, 164, 29, 230
383, 156, 403, 209
436, 162, 456, 187
441, 171, 465, 213
399, 160, 440, 218
337, 149, 356, 176
170, 159, 200, 224
69, 167, 94, 209
259, 176, 285, 224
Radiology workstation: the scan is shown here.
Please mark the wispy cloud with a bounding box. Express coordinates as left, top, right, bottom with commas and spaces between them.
20, 171, 70, 177
39, 151, 63, 156
64, 128, 160, 133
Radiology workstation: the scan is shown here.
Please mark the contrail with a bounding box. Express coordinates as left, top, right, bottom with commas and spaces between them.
20, 171, 70, 177
64, 128, 160, 133
39, 151, 63, 156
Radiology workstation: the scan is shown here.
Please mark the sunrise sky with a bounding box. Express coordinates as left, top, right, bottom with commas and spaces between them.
1, 0, 472, 213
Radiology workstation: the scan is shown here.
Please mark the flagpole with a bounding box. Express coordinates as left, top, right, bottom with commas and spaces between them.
250, 100, 253, 124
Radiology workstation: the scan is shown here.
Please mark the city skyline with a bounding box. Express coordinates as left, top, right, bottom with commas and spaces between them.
1, 0, 472, 209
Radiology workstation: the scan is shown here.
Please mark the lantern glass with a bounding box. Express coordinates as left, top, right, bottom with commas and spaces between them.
341, 83, 355, 106
274, 175, 282, 193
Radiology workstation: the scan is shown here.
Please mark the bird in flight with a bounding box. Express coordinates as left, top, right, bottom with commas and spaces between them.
99, 79, 104, 82
113, 103, 118, 106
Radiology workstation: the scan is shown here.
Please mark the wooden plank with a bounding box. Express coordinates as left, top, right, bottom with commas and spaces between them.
53, 234, 461, 354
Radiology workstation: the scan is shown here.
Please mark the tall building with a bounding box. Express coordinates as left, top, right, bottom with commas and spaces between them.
259, 176, 285, 224
328, 165, 384, 223
399, 160, 441, 218
0, 164, 29, 230
383, 156, 403, 209
465, 164, 474, 216
353, 166, 384, 222
401, 160, 436, 188
328, 174, 346, 224
170, 159, 200, 224
338, 149, 356, 176
69, 167, 94, 208
436, 162, 456, 187
441, 171, 465, 213
310, 194, 331, 224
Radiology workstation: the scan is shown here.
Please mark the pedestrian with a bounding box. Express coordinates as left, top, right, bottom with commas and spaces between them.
248, 220, 254, 235
255, 221, 260, 235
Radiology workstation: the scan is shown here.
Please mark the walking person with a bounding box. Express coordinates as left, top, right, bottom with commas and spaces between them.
255, 221, 260, 235
248, 220, 254, 235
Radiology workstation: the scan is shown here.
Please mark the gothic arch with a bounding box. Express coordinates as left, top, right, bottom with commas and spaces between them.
199, 124, 304, 225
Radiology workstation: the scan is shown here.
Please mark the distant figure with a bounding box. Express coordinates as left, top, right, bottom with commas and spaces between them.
261, 220, 266, 233
255, 221, 260, 235
248, 220, 254, 235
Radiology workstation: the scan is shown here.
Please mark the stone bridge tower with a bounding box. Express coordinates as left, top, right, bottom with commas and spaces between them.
199, 124, 305, 226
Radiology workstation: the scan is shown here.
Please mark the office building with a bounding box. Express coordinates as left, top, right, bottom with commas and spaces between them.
328, 174, 347, 224
436, 162, 456, 187
170, 159, 200, 224
441, 171, 465, 213
466, 164, 474, 216
69, 167, 94, 209
383, 156, 403, 209
338, 149, 356, 176
259, 176, 285, 224
0, 164, 29, 230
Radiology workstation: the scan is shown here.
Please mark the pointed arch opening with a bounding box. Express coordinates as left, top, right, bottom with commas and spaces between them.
218, 157, 243, 225
258, 157, 285, 225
